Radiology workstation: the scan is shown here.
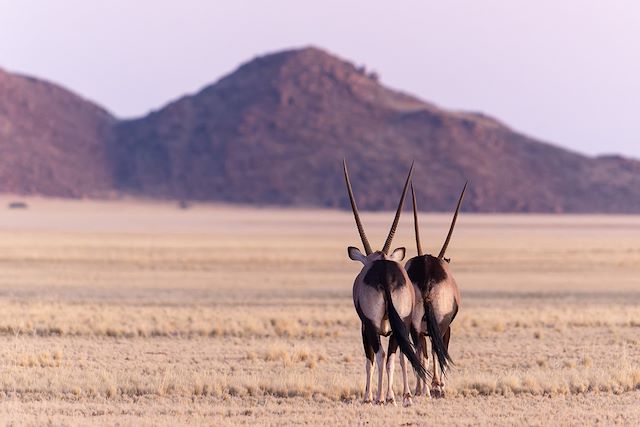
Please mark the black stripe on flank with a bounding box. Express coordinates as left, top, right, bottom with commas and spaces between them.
356, 301, 380, 356
450, 299, 459, 323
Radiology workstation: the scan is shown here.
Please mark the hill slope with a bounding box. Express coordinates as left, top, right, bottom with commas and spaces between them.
0, 68, 115, 197
110, 47, 640, 212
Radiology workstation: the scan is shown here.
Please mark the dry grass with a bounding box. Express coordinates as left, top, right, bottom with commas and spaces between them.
0, 197, 639, 425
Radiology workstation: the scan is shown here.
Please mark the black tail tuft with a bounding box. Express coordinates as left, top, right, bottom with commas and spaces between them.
424, 300, 453, 376
384, 287, 428, 382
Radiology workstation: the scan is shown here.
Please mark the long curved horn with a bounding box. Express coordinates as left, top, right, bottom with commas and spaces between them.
382, 162, 414, 254
343, 159, 373, 255
411, 183, 424, 256
438, 181, 468, 259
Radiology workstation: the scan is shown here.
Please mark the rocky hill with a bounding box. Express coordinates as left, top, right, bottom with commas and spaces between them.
3, 48, 640, 212
0, 68, 115, 197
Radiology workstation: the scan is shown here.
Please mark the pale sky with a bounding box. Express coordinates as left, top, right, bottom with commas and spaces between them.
1, 1, 639, 157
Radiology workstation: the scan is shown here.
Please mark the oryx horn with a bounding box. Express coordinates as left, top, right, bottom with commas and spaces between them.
381, 162, 414, 254
343, 159, 373, 255
438, 181, 468, 259
411, 182, 424, 256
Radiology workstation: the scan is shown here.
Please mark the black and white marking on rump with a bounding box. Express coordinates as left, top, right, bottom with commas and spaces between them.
406, 254, 448, 294
363, 260, 407, 292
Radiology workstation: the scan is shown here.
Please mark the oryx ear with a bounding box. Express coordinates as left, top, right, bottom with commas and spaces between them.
390, 247, 406, 262
348, 246, 367, 264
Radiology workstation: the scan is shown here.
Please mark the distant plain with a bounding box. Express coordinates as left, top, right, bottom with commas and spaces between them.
0, 197, 638, 425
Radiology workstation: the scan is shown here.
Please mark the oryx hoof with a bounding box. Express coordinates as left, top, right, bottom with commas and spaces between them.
386, 397, 397, 406
374, 399, 385, 406
403, 393, 413, 407
363, 399, 372, 405
432, 387, 445, 399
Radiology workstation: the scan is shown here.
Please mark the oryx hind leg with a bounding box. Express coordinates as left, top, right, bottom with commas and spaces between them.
375, 342, 386, 404
396, 324, 414, 407
410, 328, 423, 396
431, 326, 450, 398
361, 320, 385, 404
431, 348, 442, 398
421, 335, 431, 397
385, 336, 399, 406
398, 350, 413, 406
410, 329, 430, 398
361, 324, 376, 404
440, 326, 452, 392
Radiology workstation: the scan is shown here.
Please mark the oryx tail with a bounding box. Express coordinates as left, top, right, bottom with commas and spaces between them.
383, 285, 428, 382
424, 300, 453, 375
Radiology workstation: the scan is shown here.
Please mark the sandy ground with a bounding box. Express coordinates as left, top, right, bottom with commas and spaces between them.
0, 196, 639, 425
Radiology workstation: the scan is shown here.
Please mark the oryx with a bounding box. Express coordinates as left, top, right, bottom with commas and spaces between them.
406, 182, 467, 398
343, 160, 427, 407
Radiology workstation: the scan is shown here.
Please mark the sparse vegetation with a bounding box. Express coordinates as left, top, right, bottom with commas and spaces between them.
0, 200, 639, 425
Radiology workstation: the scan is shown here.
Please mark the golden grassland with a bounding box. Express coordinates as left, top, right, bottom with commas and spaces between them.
0, 197, 639, 425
